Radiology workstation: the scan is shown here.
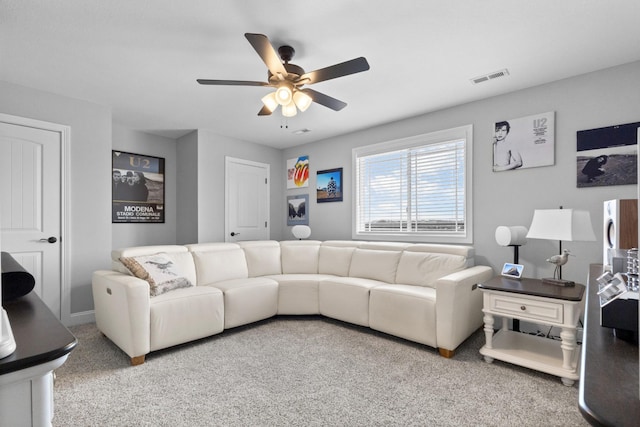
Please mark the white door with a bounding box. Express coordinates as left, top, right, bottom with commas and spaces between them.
225, 157, 270, 242
0, 115, 64, 319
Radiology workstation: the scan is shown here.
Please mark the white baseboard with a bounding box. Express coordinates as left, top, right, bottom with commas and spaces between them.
64, 310, 95, 327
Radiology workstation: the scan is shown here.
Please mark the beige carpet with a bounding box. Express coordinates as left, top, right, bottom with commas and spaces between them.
53, 317, 588, 426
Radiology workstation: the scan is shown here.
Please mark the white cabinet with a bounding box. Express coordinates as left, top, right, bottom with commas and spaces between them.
479, 277, 585, 386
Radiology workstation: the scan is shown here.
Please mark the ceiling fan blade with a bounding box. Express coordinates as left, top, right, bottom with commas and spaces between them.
257, 105, 272, 116
244, 33, 288, 78
297, 57, 370, 85
197, 79, 270, 87
300, 88, 347, 111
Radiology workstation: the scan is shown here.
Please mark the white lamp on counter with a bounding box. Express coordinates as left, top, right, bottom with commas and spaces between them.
526, 207, 596, 285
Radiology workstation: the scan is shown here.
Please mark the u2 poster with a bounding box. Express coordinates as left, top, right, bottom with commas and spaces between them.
492, 111, 555, 172
112, 150, 165, 223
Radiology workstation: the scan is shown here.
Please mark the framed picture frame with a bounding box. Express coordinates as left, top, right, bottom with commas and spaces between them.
287, 155, 309, 189
287, 194, 309, 225
316, 168, 343, 203
492, 111, 555, 172
501, 263, 524, 279
112, 150, 165, 223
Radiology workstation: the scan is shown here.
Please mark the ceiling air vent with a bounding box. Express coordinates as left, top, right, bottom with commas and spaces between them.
292, 128, 312, 135
471, 68, 510, 85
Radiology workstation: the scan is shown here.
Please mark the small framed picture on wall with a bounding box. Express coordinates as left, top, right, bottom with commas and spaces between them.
287, 194, 309, 225
316, 168, 343, 203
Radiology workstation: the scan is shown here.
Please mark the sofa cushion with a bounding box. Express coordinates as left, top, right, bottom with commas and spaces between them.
266, 273, 336, 314
395, 251, 468, 288
210, 277, 278, 328
318, 245, 356, 276
319, 277, 386, 327
238, 241, 282, 277
120, 252, 194, 297
369, 284, 437, 346
149, 286, 224, 351
192, 248, 248, 284
280, 240, 321, 273
348, 249, 402, 283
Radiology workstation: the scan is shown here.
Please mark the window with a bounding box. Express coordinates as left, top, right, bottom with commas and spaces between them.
352, 125, 472, 243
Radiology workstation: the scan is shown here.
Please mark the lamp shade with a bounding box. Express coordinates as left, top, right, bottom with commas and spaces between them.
281, 101, 297, 117
526, 209, 596, 241
293, 91, 312, 112
275, 85, 293, 106
261, 92, 278, 112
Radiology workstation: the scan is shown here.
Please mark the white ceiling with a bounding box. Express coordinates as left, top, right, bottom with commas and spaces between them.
2, 1, 640, 149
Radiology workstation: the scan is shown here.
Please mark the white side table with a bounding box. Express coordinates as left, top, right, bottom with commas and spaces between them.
479, 276, 585, 386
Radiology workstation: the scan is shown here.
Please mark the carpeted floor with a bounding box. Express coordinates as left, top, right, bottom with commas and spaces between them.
53, 317, 589, 426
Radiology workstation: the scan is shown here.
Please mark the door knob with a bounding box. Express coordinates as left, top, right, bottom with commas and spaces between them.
40, 236, 58, 243
230, 232, 240, 237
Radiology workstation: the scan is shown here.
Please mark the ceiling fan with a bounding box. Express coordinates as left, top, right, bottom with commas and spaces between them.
197, 33, 370, 117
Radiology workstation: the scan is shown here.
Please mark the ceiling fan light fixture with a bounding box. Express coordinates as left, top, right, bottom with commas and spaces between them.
275, 85, 293, 106
282, 101, 297, 117
261, 92, 278, 112
293, 91, 312, 112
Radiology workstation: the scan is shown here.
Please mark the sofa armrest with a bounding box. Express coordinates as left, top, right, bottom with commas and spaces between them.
92, 270, 151, 359
435, 266, 494, 352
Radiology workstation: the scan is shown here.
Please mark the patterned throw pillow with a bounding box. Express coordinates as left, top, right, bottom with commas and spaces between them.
120, 253, 194, 297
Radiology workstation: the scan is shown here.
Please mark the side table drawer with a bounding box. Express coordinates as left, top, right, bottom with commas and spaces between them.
488, 293, 564, 323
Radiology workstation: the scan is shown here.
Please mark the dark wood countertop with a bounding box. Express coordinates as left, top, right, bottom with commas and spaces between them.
0, 292, 76, 375
478, 276, 585, 301
579, 264, 639, 426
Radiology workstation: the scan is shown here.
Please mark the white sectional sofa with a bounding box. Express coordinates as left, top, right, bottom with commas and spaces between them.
92, 240, 493, 365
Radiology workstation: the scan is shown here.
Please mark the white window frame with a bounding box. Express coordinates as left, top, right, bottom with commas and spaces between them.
352, 124, 473, 244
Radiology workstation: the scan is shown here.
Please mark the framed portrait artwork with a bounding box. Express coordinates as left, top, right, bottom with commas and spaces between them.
112, 150, 165, 223
493, 111, 555, 172
287, 194, 309, 226
316, 168, 343, 202
287, 155, 309, 189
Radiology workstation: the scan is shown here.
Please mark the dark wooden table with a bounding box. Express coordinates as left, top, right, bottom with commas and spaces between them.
579, 264, 639, 426
0, 292, 76, 375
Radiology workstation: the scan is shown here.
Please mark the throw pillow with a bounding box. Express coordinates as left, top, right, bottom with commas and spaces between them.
120, 253, 194, 297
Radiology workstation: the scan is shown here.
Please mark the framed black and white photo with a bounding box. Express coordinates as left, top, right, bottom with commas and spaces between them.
316, 168, 343, 203
576, 121, 639, 188
287, 194, 309, 225
492, 111, 555, 172
112, 150, 165, 223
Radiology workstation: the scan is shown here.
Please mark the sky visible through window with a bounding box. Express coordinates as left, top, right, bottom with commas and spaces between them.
357, 139, 465, 233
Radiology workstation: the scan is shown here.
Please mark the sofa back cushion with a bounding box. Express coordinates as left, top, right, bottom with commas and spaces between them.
318, 242, 358, 276
191, 246, 249, 284
280, 240, 321, 273
238, 241, 282, 277
348, 248, 402, 283
403, 244, 475, 267
395, 251, 468, 288
112, 245, 197, 285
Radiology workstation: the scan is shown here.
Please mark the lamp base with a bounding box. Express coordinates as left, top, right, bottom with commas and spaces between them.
542, 277, 575, 287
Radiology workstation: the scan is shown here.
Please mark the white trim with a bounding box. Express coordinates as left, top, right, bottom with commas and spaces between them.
224, 156, 271, 242
0, 113, 71, 324
66, 310, 95, 326
352, 124, 473, 244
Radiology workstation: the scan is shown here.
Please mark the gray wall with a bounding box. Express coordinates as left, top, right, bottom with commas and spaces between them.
176, 131, 199, 245
185, 129, 284, 243
112, 125, 177, 248
0, 81, 112, 319
282, 61, 640, 284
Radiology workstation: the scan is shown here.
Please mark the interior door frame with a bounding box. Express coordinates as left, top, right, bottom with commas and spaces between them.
224, 156, 270, 242
0, 113, 70, 324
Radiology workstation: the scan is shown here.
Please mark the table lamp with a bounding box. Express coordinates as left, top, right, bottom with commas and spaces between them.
526, 208, 596, 285
292, 225, 311, 240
